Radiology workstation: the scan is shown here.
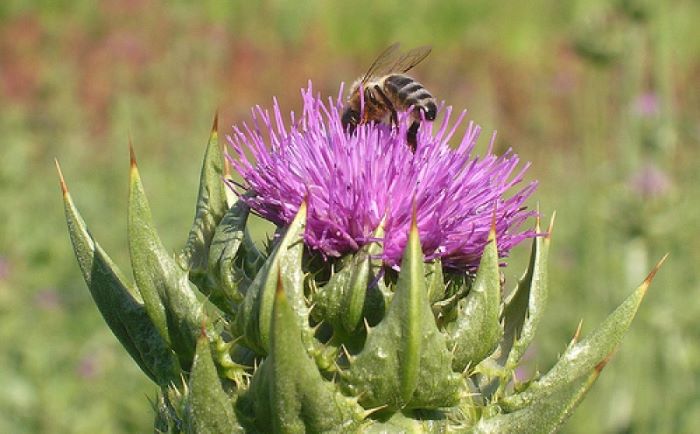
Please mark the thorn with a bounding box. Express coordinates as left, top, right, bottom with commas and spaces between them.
223, 153, 232, 178
489, 202, 498, 240
643, 253, 669, 287
363, 318, 371, 334
310, 321, 323, 334
411, 196, 418, 229
211, 110, 219, 134
572, 319, 583, 343
449, 341, 458, 357
54, 158, 68, 195
129, 138, 137, 169
299, 192, 309, 215
460, 361, 472, 376
180, 373, 189, 393
546, 211, 557, 239
363, 404, 388, 418
376, 214, 387, 232
341, 345, 354, 363
535, 203, 541, 233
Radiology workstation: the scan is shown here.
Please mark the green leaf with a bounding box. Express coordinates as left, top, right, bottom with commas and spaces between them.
447, 226, 503, 372
234, 202, 308, 355
473, 362, 605, 434
128, 147, 205, 369
314, 224, 384, 334
342, 216, 460, 411
500, 255, 667, 411
314, 250, 370, 334
205, 198, 254, 315
364, 411, 450, 433
340, 256, 370, 334
181, 113, 229, 286
152, 393, 171, 433
187, 328, 242, 433
240, 228, 266, 277
237, 275, 364, 433
500, 214, 552, 370
364, 222, 390, 325
57, 161, 181, 387
425, 259, 445, 304
431, 273, 472, 326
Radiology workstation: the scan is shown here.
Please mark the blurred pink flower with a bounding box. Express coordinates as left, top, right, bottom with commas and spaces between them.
628, 162, 672, 200
76, 354, 99, 380
632, 92, 660, 118
34, 288, 62, 311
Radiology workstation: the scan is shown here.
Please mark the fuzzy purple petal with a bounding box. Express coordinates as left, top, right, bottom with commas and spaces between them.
228, 82, 538, 271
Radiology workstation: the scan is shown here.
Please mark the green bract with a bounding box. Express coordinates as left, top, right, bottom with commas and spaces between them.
58, 117, 665, 433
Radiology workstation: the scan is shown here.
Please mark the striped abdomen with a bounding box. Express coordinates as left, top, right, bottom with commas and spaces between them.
382, 74, 437, 121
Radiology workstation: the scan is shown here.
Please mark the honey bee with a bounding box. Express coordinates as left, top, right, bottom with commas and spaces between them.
341, 43, 437, 151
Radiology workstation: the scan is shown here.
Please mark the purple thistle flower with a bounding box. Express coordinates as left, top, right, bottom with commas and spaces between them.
227, 82, 538, 271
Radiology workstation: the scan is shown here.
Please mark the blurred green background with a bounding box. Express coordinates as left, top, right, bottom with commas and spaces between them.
1, 0, 698, 432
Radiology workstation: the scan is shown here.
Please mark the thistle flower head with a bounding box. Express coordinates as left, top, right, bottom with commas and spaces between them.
228, 82, 537, 270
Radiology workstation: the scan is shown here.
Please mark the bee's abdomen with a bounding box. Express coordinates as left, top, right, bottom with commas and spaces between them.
384, 74, 437, 121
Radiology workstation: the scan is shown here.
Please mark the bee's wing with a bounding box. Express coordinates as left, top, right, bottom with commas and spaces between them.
390, 45, 432, 74
361, 43, 402, 84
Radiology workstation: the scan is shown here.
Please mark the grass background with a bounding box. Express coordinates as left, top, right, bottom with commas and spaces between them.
1, 0, 698, 432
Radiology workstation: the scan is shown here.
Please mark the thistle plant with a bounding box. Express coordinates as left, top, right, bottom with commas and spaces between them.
58, 83, 665, 433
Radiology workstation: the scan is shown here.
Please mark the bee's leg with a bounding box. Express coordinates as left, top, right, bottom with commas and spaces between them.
407, 122, 420, 152
373, 85, 398, 128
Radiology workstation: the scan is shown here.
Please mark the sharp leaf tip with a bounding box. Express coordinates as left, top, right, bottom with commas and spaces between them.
54, 159, 68, 195
643, 253, 669, 287
129, 140, 137, 169
546, 211, 556, 239
212, 111, 219, 133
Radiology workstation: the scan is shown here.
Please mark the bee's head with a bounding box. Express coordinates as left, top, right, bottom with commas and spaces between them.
341, 106, 360, 134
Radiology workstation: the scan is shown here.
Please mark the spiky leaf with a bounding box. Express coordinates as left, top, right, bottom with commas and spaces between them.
128, 148, 205, 368
181, 114, 229, 289
342, 217, 460, 411
205, 199, 255, 314
238, 276, 364, 433
314, 225, 384, 334
187, 329, 242, 433
500, 256, 667, 411
447, 226, 503, 372
365, 411, 450, 433
314, 250, 370, 334
474, 360, 605, 434
57, 162, 181, 387
500, 214, 552, 371
425, 259, 445, 304
234, 202, 308, 355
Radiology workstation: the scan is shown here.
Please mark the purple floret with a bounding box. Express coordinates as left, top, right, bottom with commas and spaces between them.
227, 82, 537, 271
